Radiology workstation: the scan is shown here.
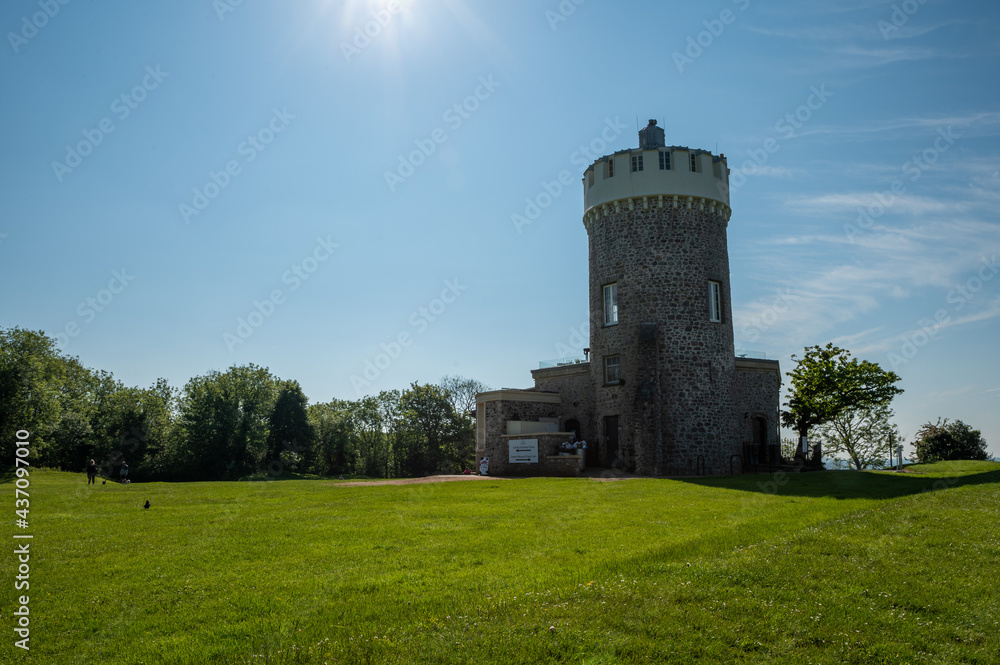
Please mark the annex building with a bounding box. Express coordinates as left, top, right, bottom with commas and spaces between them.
475, 120, 781, 477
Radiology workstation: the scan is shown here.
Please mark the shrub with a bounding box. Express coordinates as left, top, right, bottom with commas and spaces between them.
913, 418, 988, 463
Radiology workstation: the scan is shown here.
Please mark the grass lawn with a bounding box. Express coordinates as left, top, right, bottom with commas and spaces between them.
2, 461, 999, 664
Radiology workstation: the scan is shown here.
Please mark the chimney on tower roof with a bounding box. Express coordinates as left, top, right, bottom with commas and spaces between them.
638, 119, 665, 150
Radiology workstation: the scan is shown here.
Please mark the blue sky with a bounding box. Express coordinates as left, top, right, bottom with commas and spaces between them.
2, 0, 998, 457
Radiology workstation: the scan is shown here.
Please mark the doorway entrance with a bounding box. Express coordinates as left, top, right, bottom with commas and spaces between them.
603, 415, 619, 468
752, 415, 769, 464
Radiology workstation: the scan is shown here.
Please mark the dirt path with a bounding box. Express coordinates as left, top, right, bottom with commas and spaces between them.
330, 475, 510, 487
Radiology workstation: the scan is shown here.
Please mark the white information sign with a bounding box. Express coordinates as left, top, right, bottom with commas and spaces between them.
509, 439, 539, 464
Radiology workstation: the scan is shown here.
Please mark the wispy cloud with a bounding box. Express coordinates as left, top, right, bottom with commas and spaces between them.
784, 192, 961, 217
852, 298, 1000, 355
734, 212, 1000, 354
827, 44, 965, 67
790, 112, 1000, 142
923, 385, 977, 400
745, 16, 970, 47
754, 166, 803, 178
829, 325, 886, 347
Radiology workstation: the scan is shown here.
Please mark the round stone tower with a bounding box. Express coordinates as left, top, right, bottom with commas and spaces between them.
583, 120, 737, 476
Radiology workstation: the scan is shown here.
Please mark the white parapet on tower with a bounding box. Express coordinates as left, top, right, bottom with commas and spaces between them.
582, 119, 731, 233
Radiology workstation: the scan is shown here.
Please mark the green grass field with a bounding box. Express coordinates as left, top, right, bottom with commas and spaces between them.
3, 462, 999, 664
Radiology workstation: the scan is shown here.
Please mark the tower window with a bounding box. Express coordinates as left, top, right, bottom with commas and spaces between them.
708, 281, 722, 323
605, 158, 615, 179
603, 283, 618, 326
631, 154, 643, 172
690, 153, 698, 173
588, 170, 594, 187
659, 151, 671, 170
604, 355, 622, 384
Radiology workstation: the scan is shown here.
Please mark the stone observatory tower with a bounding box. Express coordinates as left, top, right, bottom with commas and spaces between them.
582, 120, 737, 475
472, 119, 779, 479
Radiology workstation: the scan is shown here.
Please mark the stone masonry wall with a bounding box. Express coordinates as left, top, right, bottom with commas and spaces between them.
478, 397, 561, 476
500, 433, 582, 477
588, 201, 740, 476
734, 362, 782, 447
532, 365, 595, 447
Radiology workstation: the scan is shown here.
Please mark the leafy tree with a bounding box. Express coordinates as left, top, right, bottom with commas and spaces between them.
347, 392, 397, 478
96, 383, 175, 480
814, 403, 899, 471
48, 411, 94, 472
781, 344, 903, 465
265, 380, 315, 473
913, 418, 988, 463
34, 358, 101, 469
399, 383, 465, 476
174, 364, 279, 479
308, 401, 354, 476
1, 328, 177, 477
0, 328, 67, 463
439, 375, 489, 421
780, 438, 798, 460
375, 390, 404, 478
439, 375, 486, 470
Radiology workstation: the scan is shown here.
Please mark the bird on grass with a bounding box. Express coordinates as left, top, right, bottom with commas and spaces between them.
143, 500, 150, 509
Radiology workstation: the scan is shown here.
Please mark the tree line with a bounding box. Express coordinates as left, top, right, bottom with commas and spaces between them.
0, 327, 488, 481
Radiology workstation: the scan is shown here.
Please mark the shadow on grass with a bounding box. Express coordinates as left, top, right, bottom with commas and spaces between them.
235, 471, 380, 482
677, 464, 1000, 500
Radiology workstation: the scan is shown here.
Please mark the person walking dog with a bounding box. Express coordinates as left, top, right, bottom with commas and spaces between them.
86, 459, 98, 485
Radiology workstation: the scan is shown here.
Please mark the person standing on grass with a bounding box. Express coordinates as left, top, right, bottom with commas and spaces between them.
86, 459, 98, 485
120, 460, 129, 484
